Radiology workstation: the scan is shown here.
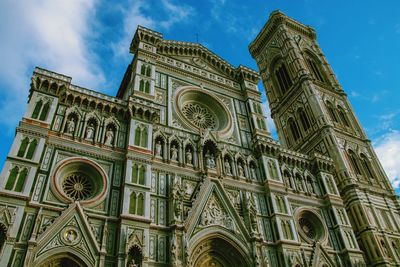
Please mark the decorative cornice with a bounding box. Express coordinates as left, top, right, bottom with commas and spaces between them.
249, 10, 316, 58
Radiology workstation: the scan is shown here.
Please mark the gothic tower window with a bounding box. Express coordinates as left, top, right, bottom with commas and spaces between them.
134, 124, 148, 148
5, 166, 27, 192
25, 139, 37, 160
274, 63, 292, 95
288, 118, 301, 142
347, 150, 362, 175
306, 56, 325, 82
337, 106, 350, 127
325, 101, 339, 123
139, 80, 145, 92
129, 192, 144, 216
31, 99, 50, 121
17, 138, 29, 158
298, 108, 311, 132
140, 64, 146, 75
360, 154, 375, 181
132, 164, 146, 185
144, 81, 150, 94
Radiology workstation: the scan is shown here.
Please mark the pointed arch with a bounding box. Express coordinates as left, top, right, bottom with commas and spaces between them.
17, 137, 29, 157
4, 166, 19, 191
337, 105, 350, 127
39, 101, 50, 121
129, 192, 137, 214
32, 99, 43, 119
26, 139, 37, 160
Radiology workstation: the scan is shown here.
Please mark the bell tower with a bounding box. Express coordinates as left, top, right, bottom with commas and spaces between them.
250, 11, 400, 266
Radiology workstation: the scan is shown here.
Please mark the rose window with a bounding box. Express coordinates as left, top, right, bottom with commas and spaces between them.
174, 87, 233, 137
62, 173, 93, 201
296, 208, 327, 243
299, 217, 316, 240
51, 157, 108, 207
182, 103, 216, 130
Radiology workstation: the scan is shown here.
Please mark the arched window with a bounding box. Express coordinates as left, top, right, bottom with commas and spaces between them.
138, 166, 145, 185
31, 100, 43, 119
144, 81, 150, 94
137, 193, 144, 216
139, 80, 145, 92
26, 139, 37, 160
140, 127, 148, 147
132, 164, 138, 183
337, 106, 350, 127
134, 127, 141, 146
5, 167, 27, 192
5, 167, 19, 191
306, 57, 324, 82
39, 102, 50, 121
17, 138, 29, 157
140, 64, 146, 75
274, 63, 292, 95
360, 154, 375, 180
146, 66, 151, 77
134, 124, 148, 148
298, 108, 311, 131
347, 150, 362, 175
268, 160, 278, 180
288, 118, 301, 142
326, 101, 338, 123
129, 192, 137, 214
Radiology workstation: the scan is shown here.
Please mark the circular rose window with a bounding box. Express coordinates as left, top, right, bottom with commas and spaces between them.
295, 208, 327, 243
51, 157, 108, 207
174, 86, 233, 137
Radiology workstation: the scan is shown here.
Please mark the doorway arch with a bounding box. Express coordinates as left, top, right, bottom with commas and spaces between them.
190, 235, 250, 267
37, 253, 89, 267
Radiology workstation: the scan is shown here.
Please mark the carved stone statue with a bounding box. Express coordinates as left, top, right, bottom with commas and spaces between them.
224, 159, 231, 174
128, 259, 138, 267
172, 179, 184, 221
250, 165, 257, 179
85, 123, 95, 140
105, 128, 114, 145
186, 148, 192, 164
66, 117, 75, 134
247, 195, 258, 234
171, 144, 178, 161
238, 163, 244, 177
205, 150, 215, 169
155, 140, 162, 157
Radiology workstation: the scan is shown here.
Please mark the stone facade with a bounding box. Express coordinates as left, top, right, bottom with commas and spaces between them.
0, 11, 399, 267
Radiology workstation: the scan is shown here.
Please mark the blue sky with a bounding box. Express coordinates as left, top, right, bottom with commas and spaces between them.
0, 0, 399, 193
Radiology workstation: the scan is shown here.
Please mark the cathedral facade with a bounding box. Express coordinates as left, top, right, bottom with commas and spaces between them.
0, 11, 399, 267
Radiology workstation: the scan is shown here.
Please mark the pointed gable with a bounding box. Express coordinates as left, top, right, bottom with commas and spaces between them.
185, 179, 250, 241
32, 203, 100, 266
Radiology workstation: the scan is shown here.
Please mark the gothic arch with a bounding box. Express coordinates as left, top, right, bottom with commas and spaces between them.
188, 229, 251, 267
34, 248, 93, 267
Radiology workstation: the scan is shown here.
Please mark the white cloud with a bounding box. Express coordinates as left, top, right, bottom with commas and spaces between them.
112, 0, 194, 58
373, 130, 400, 190
0, 0, 104, 129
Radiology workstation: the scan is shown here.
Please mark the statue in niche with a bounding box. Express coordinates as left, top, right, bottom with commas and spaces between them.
155, 140, 162, 157
185, 148, 192, 164
238, 163, 245, 177
85, 122, 95, 140
296, 176, 303, 191
205, 150, 215, 169
171, 144, 178, 161
105, 128, 114, 145
128, 259, 138, 267
224, 159, 231, 174
250, 165, 257, 179
66, 117, 75, 134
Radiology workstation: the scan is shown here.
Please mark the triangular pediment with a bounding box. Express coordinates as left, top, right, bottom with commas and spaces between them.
32, 203, 100, 266
310, 243, 336, 267
185, 179, 250, 241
